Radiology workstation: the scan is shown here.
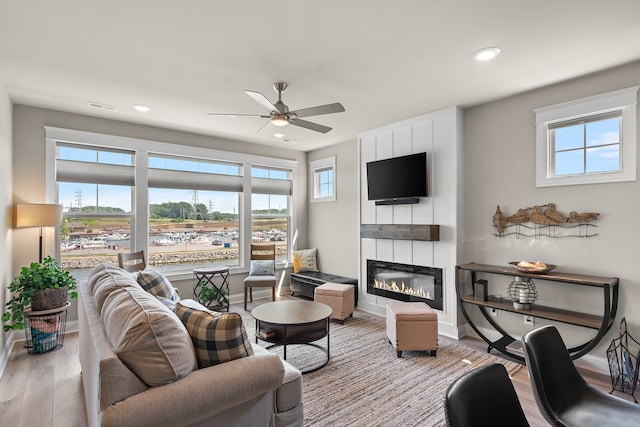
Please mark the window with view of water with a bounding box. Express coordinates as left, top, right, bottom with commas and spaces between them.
251, 167, 292, 262
48, 128, 297, 280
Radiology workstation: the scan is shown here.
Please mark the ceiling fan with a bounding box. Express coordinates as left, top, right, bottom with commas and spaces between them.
208, 82, 345, 134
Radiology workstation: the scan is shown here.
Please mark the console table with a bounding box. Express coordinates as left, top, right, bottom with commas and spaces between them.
456, 263, 619, 362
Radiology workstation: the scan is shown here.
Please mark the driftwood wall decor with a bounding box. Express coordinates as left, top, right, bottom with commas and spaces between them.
493, 203, 599, 238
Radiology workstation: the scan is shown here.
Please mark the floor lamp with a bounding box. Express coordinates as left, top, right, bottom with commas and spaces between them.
15, 204, 64, 263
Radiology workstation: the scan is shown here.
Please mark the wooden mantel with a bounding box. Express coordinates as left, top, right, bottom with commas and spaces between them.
360, 224, 440, 241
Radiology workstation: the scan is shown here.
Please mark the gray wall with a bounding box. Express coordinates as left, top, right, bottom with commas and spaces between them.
0, 80, 13, 370
463, 60, 640, 367
307, 140, 359, 278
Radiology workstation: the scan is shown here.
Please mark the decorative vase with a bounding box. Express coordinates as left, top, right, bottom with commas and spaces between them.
31, 287, 68, 311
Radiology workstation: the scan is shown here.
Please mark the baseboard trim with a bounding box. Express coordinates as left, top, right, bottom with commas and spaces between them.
0, 331, 16, 380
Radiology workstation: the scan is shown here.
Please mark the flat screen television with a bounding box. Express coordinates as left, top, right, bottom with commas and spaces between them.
366, 152, 427, 203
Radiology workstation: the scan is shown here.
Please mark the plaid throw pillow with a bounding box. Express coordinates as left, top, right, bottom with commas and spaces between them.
137, 270, 180, 302
175, 299, 254, 367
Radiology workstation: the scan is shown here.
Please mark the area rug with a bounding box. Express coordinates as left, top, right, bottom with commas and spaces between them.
239, 307, 521, 427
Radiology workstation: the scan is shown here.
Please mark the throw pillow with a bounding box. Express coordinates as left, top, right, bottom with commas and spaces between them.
101, 285, 197, 386
249, 260, 275, 276
175, 299, 254, 368
137, 269, 180, 302
292, 248, 319, 273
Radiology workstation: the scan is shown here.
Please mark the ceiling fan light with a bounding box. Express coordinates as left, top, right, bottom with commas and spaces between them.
271, 116, 289, 126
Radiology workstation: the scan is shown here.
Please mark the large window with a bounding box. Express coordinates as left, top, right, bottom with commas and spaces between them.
46, 127, 297, 280
251, 167, 292, 262
535, 86, 637, 187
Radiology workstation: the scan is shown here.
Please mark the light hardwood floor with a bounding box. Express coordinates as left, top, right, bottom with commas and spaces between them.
0, 310, 627, 427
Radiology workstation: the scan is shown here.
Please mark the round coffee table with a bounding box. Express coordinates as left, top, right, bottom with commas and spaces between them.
251, 300, 332, 374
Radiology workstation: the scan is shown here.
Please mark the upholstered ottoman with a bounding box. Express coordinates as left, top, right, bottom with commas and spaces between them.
386, 301, 438, 357
314, 282, 355, 324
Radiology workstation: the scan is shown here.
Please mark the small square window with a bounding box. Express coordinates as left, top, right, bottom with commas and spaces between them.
535, 86, 637, 187
550, 112, 621, 177
310, 156, 336, 202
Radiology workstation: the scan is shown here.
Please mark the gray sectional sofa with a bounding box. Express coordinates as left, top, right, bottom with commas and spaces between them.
78, 264, 303, 427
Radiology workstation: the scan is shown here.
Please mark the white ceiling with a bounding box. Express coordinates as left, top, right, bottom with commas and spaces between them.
1, 1, 639, 152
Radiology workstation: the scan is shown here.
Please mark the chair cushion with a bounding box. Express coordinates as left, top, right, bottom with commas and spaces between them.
175, 299, 254, 368
249, 260, 275, 276
137, 269, 180, 302
292, 248, 318, 273
100, 284, 197, 387
244, 275, 277, 287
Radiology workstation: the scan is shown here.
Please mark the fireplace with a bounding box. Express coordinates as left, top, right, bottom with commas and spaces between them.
367, 259, 443, 310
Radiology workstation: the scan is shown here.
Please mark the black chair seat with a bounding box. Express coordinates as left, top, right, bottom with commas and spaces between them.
522, 325, 640, 427
556, 386, 640, 427
445, 363, 529, 427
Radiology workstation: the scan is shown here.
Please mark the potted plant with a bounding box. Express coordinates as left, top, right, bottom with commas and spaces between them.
2, 255, 77, 331
198, 283, 230, 310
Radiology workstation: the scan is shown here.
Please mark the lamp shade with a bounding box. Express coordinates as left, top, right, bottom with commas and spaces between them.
15, 204, 63, 228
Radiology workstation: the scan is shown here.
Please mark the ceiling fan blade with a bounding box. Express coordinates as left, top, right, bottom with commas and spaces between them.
207, 113, 270, 118
245, 90, 278, 112
255, 120, 272, 134
290, 118, 332, 134
289, 102, 345, 118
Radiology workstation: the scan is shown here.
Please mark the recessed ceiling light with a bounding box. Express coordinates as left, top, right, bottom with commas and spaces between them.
133, 104, 151, 112
274, 133, 285, 138
472, 47, 501, 61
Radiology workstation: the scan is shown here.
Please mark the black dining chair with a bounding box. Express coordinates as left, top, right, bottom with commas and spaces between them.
522, 325, 640, 427
444, 363, 529, 427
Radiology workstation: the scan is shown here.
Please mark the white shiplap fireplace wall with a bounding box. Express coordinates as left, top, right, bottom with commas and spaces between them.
358, 106, 464, 338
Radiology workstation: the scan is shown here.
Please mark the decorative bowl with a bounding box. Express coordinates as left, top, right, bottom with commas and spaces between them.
508, 261, 556, 274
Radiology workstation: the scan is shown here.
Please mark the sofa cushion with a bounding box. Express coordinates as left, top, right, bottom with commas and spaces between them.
252, 344, 303, 413
292, 248, 319, 273
137, 269, 180, 302
176, 299, 254, 368
100, 285, 197, 387
90, 263, 142, 313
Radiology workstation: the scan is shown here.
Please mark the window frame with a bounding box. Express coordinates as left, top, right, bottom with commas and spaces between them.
45, 127, 297, 278
309, 156, 336, 202
535, 86, 638, 187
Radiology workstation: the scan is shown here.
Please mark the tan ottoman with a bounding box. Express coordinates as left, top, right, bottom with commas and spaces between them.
386, 301, 438, 358
314, 282, 355, 324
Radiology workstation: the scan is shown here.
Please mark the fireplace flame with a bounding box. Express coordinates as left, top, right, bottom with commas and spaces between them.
373, 278, 432, 300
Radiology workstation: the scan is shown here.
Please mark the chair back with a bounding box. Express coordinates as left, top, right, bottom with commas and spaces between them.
117, 250, 146, 273
445, 363, 529, 427
521, 325, 587, 425
249, 244, 276, 261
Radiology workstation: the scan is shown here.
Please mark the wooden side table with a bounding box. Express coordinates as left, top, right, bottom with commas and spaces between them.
193, 266, 230, 311
23, 302, 70, 354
